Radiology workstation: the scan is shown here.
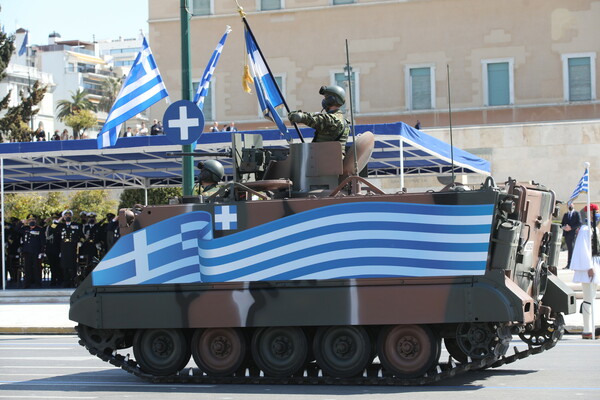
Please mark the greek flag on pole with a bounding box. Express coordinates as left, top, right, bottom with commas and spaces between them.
194, 26, 231, 109
97, 36, 169, 149
568, 167, 589, 204
244, 27, 289, 139
18, 31, 28, 56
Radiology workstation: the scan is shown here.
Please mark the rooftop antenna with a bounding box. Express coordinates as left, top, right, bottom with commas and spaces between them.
447, 64, 456, 186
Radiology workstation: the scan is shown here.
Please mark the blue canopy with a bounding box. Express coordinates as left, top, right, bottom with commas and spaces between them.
0, 122, 489, 192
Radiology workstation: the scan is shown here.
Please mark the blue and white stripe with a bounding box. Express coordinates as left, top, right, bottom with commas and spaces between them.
92, 202, 495, 286
244, 27, 290, 140
97, 36, 169, 149
199, 202, 494, 282
92, 212, 212, 286
194, 26, 231, 109
568, 167, 589, 204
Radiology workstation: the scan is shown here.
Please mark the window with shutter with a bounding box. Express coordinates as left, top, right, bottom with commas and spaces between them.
487, 62, 510, 106
191, 0, 211, 15
568, 57, 592, 101
261, 0, 282, 11
192, 82, 214, 121
334, 71, 358, 113
410, 67, 432, 110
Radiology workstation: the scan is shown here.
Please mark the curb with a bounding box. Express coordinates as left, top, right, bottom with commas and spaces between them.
0, 327, 76, 334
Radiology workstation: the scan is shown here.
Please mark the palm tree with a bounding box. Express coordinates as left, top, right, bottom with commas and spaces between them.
56, 89, 96, 122
98, 76, 123, 112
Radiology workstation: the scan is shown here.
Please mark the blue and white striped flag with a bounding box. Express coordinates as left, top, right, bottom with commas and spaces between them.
18, 30, 28, 56
194, 26, 231, 109
568, 167, 589, 204
97, 36, 169, 149
244, 27, 290, 140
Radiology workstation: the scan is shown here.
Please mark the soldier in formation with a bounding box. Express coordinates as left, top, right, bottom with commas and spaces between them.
19, 214, 46, 288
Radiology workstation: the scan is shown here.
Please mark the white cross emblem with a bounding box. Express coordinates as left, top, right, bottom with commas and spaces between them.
215, 206, 238, 230
132, 230, 150, 279
168, 105, 199, 141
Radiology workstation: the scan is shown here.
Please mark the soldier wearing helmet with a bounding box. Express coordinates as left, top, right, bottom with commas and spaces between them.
288, 85, 350, 154
197, 160, 225, 197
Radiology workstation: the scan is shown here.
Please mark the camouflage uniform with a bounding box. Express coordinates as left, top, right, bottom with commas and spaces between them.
289, 110, 349, 154
200, 184, 221, 197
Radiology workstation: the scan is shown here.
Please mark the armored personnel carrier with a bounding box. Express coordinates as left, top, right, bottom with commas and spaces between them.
70, 129, 575, 385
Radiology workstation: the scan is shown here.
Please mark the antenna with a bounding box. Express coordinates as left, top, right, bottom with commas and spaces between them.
447, 64, 456, 186
345, 39, 358, 176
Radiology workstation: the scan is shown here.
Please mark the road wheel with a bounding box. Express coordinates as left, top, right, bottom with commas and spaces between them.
313, 326, 371, 378
191, 328, 246, 377
377, 324, 439, 378
133, 328, 190, 376
252, 327, 308, 377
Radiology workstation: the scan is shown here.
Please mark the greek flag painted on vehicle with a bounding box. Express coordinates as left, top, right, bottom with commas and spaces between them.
92, 212, 212, 286
92, 202, 494, 286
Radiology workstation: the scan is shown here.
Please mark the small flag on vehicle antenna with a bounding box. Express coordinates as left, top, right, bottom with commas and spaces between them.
97, 36, 169, 149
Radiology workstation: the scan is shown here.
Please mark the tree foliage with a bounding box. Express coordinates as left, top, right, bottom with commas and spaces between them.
56, 89, 96, 122
0, 25, 15, 82
69, 190, 119, 220
0, 81, 47, 142
119, 187, 182, 209
98, 76, 123, 112
64, 109, 97, 138
2, 190, 118, 222
0, 28, 47, 142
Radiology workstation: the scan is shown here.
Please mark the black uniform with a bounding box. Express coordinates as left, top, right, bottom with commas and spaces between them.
80, 223, 102, 266
54, 222, 82, 287
105, 219, 120, 252
19, 224, 46, 288
45, 221, 62, 286
6, 221, 22, 285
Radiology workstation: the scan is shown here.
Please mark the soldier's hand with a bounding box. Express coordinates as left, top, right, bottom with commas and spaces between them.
288, 111, 305, 123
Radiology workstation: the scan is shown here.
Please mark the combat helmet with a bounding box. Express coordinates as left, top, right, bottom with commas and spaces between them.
197, 160, 225, 183
319, 85, 346, 109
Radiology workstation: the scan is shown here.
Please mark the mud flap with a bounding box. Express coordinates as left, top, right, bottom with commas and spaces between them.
541, 274, 576, 314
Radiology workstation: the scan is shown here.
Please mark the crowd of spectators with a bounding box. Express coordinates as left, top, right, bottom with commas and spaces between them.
2, 210, 120, 289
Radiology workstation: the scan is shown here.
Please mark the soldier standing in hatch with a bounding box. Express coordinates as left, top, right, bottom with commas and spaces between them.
19, 214, 46, 288
288, 85, 350, 154
52, 210, 82, 287
197, 160, 225, 197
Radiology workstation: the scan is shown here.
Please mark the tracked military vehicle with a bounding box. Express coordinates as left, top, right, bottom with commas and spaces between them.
70, 128, 576, 385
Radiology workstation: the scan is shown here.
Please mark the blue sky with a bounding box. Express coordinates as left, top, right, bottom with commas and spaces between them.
1, 0, 149, 45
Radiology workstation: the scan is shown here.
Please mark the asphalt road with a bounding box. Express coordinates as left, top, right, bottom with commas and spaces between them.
0, 334, 598, 400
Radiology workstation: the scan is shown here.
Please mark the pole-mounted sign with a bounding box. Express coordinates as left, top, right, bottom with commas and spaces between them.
163, 100, 204, 145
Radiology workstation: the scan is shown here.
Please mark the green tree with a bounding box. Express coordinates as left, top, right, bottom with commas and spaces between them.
0, 80, 47, 142
70, 190, 119, 220
2, 192, 67, 221
119, 187, 182, 209
56, 89, 96, 122
0, 25, 47, 142
64, 109, 97, 139
98, 76, 123, 112
2, 190, 118, 222
0, 24, 15, 82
